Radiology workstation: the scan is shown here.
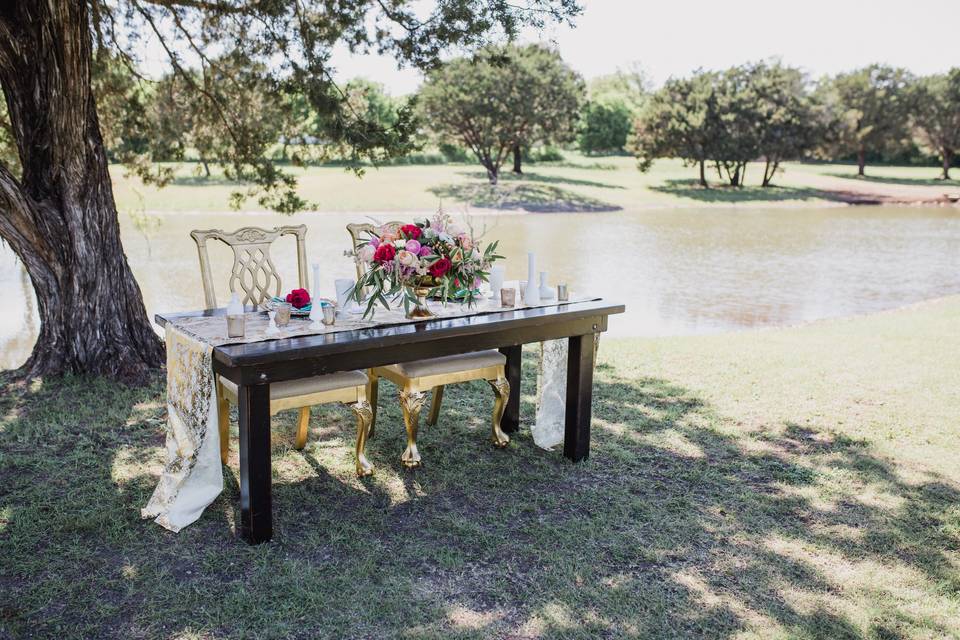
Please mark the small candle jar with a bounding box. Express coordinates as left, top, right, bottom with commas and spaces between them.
500, 287, 517, 307
226, 314, 245, 338
275, 302, 292, 327
557, 283, 569, 302
321, 304, 336, 326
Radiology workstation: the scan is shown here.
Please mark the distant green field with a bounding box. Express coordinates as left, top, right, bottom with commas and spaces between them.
110, 154, 956, 214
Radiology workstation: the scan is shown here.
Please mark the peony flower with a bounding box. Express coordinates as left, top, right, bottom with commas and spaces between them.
397, 250, 418, 267
399, 224, 422, 240
418, 245, 433, 257
285, 288, 311, 309
369, 236, 380, 248
405, 239, 421, 254
358, 245, 376, 263
373, 243, 396, 263
429, 257, 452, 278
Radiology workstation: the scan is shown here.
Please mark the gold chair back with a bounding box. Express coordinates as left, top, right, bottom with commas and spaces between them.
347, 220, 403, 282
191, 225, 309, 309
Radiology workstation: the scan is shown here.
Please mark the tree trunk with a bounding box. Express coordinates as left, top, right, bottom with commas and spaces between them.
512, 144, 522, 174
728, 164, 740, 187
0, 2, 164, 382
941, 148, 953, 180
485, 162, 499, 185
857, 146, 866, 177
698, 159, 708, 188
201, 159, 211, 178
762, 158, 780, 187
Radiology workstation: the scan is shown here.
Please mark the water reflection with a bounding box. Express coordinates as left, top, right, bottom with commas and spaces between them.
1, 206, 959, 370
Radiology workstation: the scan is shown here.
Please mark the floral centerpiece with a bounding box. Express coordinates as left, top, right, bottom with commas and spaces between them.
351, 212, 502, 319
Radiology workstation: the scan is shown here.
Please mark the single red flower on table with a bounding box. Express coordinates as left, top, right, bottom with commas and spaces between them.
285, 288, 311, 309
373, 243, 396, 263
429, 257, 452, 278
399, 224, 422, 240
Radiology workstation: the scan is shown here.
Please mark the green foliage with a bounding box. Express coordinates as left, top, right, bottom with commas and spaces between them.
910, 69, 960, 179
587, 66, 650, 115
78, 0, 582, 212
578, 100, 633, 154
633, 62, 820, 187
418, 44, 584, 183
816, 64, 915, 175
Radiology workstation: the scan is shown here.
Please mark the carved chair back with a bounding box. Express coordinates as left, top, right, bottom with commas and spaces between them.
191, 225, 309, 309
346, 220, 403, 282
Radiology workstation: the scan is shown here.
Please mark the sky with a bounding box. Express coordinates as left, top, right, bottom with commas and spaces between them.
329, 0, 960, 94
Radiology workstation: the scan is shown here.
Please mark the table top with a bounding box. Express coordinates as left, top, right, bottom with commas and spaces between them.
157, 299, 624, 369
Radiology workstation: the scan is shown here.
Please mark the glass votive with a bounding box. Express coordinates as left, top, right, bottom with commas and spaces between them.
275, 302, 292, 327
557, 283, 569, 302
500, 287, 517, 307
226, 314, 245, 338
321, 304, 336, 326
519, 280, 527, 300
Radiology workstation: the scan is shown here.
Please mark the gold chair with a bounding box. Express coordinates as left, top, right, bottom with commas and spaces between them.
347, 222, 510, 469
192, 225, 375, 476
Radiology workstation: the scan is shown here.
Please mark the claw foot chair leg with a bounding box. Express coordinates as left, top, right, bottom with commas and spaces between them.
352, 401, 374, 477
488, 376, 511, 448
400, 389, 426, 468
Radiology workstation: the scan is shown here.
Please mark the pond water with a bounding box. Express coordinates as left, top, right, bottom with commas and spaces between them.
2, 205, 959, 370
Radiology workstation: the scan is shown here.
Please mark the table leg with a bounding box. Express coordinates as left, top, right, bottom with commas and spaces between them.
238, 382, 272, 544
499, 345, 522, 433
564, 334, 595, 462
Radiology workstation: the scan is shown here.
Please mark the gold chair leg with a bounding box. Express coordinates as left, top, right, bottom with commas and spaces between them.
488, 377, 511, 448
294, 407, 310, 450
217, 384, 230, 464
400, 389, 426, 468
427, 385, 444, 426
351, 401, 374, 477
367, 372, 379, 439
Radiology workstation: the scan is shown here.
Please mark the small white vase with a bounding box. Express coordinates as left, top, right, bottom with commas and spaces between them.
539, 271, 554, 300
524, 252, 540, 305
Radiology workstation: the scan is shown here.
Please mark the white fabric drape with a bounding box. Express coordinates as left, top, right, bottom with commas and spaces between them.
141, 327, 224, 532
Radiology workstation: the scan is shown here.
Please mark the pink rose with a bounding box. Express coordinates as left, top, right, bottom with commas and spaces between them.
397, 250, 417, 267
418, 246, 433, 257
405, 239, 421, 254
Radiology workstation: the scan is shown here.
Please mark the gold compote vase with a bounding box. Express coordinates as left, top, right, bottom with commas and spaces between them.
405, 276, 436, 319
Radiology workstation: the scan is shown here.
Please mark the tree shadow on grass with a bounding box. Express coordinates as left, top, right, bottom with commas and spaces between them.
1, 356, 959, 638
650, 178, 845, 204
430, 181, 621, 213
822, 172, 959, 187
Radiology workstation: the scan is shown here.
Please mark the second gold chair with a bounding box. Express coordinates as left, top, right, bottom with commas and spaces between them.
347, 222, 511, 468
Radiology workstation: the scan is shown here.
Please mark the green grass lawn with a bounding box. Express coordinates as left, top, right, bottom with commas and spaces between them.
110, 155, 957, 214
2, 297, 959, 638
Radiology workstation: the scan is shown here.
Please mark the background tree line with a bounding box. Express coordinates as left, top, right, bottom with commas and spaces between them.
633, 62, 960, 185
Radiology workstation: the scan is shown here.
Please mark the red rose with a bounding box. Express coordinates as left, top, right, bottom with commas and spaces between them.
429, 257, 452, 278
285, 288, 311, 309
373, 243, 396, 263
399, 224, 422, 240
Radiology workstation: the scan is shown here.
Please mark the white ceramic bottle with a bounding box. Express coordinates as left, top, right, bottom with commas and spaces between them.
524, 252, 540, 305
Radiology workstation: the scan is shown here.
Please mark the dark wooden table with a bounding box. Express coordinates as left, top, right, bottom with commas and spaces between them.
156, 299, 624, 544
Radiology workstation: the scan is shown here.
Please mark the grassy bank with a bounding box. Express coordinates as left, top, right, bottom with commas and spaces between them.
2, 297, 960, 638
111, 156, 959, 214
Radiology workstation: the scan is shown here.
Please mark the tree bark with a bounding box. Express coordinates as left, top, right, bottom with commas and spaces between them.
857, 145, 866, 177
698, 159, 708, 187
512, 144, 522, 174
941, 148, 953, 180
0, 2, 164, 381
728, 164, 740, 187
201, 159, 211, 178
762, 158, 780, 187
